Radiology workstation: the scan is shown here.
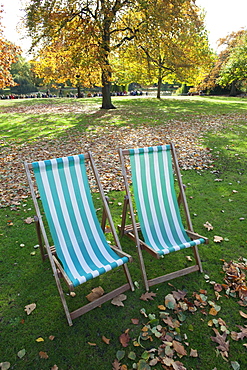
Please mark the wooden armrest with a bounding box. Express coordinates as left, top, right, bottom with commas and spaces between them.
110, 245, 133, 263
186, 230, 209, 244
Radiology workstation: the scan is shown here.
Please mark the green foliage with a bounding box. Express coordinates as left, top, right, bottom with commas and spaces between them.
218, 32, 247, 90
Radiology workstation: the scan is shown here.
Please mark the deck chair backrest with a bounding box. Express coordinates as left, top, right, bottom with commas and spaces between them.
129, 145, 205, 255
119, 143, 208, 291
25, 152, 134, 325
32, 155, 128, 287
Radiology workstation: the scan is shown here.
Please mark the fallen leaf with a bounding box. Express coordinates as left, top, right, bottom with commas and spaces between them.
0, 362, 11, 370
86, 286, 104, 302
36, 337, 44, 342
24, 217, 34, 224
24, 303, 36, 315
172, 340, 187, 356
17, 349, 26, 359
131, 318, 139, 325
88, 342, 97, 346
116, 350, 125, 361
204, 221, 214, 231
51, 365, 58, 370
214, 235, 223, 243
102, 335, 110, 344
140, 291, 156, 301
111, 294, 127, 306
39, 351, 49, 359
112, 359, 121, 370
49, 335, 55, 340
239, 310, 247, 319
119, 329, 130, 347
211, 328, 229, 357
190, 348, 198, 357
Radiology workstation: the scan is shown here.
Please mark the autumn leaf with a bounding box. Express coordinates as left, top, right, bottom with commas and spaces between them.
0, 362, 11, 370
214, 235, 223, 243
102, 336, 110, 344
111, 294, 127, 306
24, 217, 34, 224
211, 328, 229, 357
86, 286, 104, 302
24, 303, 36, 315
190, 348, 198, 357
131, 318, 139, 325
204, 221, 214, 231
17, 349, 26, 359
112, 358, 121, 370
172, 340, 187, 356
51, 365, 58, 370
239, 310, 247, 319
39, 351, 49, 359
36, 337, 44, 342
140, 291, 156, 301
119, 329, 130, 347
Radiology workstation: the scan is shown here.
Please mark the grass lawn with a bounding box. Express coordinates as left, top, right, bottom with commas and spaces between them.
0, 95, 247, 370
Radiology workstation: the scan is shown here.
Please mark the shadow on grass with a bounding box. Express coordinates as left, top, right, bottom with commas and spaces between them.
1, 96, 247, 145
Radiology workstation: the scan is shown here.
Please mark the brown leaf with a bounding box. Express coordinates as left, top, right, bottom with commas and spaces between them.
86, 286, 104, 302
111, 294, 127, 307
51, 366, 58, 370
239, 310, 247, 319
131, 318, 139, 325
88, 342, 97, 346
172, 340, 187, 356
112, 359, 121, 370
190, 348, 198, 357
102, 336, 110, 344
204, 221, 214, 231
214, 235, 223, 243
211, 328, 229, 356
24, 303, 36, 315
39, 351, 49, 359
119, 329, 130, 347
140, 291, 156, 301
24, 217, 34, 224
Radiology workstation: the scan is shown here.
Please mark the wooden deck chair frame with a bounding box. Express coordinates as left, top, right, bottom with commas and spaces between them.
118, 143, 208, 291
24, 152, 134, 326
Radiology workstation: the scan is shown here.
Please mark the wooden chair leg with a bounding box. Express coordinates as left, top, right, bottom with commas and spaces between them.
34, 216, 46, 261
119, 195, 129, 237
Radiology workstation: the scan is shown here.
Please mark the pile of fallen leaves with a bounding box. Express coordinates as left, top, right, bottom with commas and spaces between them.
111, 259, 247, 370
0, 114, 217, 208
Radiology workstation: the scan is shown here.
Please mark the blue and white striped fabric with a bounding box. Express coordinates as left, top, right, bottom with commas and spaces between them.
32, 155, 128, 287
129, 145, 205, 256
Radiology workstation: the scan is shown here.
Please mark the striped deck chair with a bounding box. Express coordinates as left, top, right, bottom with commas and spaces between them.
118, 143, 208, 291
24, 152, 134, 326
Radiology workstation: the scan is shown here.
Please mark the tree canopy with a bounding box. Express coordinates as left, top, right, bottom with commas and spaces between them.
25, 0, 213, 106
0, 8, 22, 90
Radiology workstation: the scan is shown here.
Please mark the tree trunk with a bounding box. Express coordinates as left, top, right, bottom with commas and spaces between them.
229, 81, 237, 96
101, 69, 116, 109
157, 76, 162, 99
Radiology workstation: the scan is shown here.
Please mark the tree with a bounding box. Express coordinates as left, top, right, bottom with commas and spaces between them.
0, 8, 21, 89
199, 30, 246, 95
10, 56, 38, 94
218, 31, 247, 95
113, 0, 214, 98
24, 0, 142, 109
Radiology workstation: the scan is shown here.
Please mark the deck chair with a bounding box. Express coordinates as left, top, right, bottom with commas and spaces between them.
24, 152, 134, 326
118, 143, 208, 291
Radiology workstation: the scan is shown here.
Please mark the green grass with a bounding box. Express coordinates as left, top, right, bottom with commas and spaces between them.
1, 95, 247, 370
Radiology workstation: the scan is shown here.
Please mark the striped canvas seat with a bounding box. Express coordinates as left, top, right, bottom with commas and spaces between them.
25, 152, 133, 325
32, 155, 128, 287
119, 143, 208, 291
129, 146, 205, 256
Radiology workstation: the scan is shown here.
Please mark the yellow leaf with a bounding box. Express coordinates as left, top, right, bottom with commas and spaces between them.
36, 337, 44, 342
209, 307, 218, 316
